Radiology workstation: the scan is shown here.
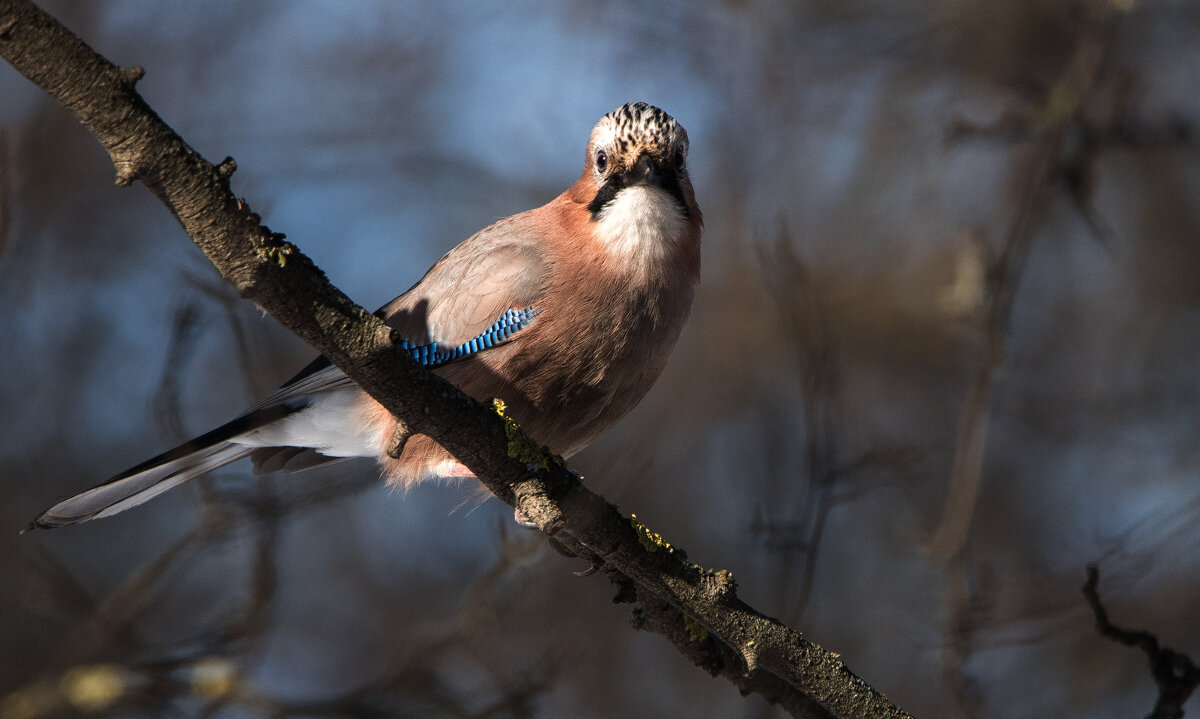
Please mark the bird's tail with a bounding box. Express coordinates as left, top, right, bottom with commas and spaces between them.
24, 440, 254, 532
24, 364, 350, 532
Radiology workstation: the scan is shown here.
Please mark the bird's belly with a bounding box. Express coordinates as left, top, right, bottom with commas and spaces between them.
506, 324, 679, 457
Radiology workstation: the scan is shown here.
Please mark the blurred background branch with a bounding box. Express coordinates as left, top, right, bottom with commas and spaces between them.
0, 128, 10, 258
930, 0, 1112, 564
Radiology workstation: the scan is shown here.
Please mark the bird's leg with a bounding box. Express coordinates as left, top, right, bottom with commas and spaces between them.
541, 519, 602, 576
385, 418, 411, 459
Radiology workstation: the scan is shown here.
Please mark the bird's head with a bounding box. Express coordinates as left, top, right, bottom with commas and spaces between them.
569, 103, 701, 266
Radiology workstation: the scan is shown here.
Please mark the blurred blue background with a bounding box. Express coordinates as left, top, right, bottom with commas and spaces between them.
3, 1, 1200, 717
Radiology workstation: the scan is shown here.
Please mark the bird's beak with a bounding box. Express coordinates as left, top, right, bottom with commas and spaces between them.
626, 152, 672, 188
586, 150, 687, 219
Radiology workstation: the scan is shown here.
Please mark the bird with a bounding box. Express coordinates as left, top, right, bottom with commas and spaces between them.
26, 102, 703, 531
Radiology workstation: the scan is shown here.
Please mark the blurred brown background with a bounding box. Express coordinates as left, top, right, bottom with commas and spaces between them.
2, 1, 1199, 717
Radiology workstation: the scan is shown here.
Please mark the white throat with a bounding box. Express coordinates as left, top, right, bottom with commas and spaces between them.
593, 186, 686, 266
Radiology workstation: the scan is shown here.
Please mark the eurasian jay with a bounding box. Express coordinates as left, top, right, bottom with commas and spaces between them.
26, 102, 702, 530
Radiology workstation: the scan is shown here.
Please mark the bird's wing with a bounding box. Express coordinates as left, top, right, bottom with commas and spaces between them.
269, 213, 548, 394
248, 214, 549, 474
378, 213, 548, 349
247, 363, 356, 412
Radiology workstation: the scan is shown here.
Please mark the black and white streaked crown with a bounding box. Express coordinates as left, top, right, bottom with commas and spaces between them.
590, 102, 688, 168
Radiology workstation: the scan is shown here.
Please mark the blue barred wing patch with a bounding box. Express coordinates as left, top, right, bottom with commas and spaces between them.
397, 307, 540, 368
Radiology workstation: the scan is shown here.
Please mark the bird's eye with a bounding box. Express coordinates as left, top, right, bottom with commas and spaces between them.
595, 150, 608, 174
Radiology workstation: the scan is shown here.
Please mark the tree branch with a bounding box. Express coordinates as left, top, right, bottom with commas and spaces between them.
0, 2, 910, 716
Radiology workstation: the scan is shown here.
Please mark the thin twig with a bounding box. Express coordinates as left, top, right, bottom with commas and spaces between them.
1083, 566, 1200, 719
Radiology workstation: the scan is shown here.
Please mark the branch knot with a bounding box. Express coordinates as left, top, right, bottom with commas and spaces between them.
215, 156, 237, 183
113, 161, 142, 187
119, 65, 144, 87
